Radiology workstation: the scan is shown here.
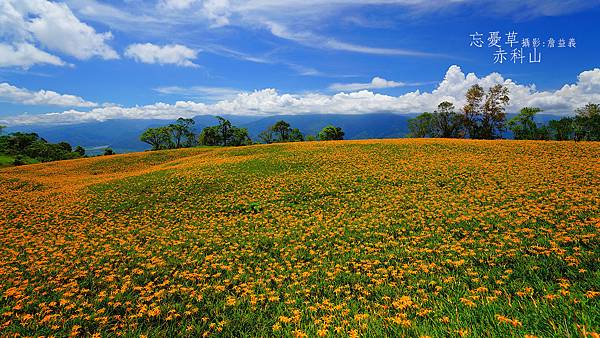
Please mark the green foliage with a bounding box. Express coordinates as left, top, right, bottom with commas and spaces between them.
318, 125, 344, 140
103, 148, 115, 156
506, 103, 598, 141
0, 132, 83, 165
229, 127, 252, 146
140, 117, 196, 150
508, 107, 543, 140
463, 84, 510, 139
289, 128, 304, 142
0, 154, 13, 167
198, 126, 221, 146
140, 126, 172, 150
199, 117, 250, 146
547, 117, 574, 141
74, 146, 86, 157
573, 103, 600, 141
13, 155, 26, 166
408, 112, 434, 138
258, 128, 274, 144
271, 120, 291, 142
169, 118, 196, 148
216, 116, 233, 146
431, 101, 464, 138
260, 120, 305, 143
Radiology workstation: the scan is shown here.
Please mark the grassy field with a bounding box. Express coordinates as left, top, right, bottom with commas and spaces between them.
0, 154, 39, 168
0, 154, 14, 168
0, 139, 598, 337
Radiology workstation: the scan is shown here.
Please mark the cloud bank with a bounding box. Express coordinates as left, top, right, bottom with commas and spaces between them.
2, 65, 600, 125
0, 82, 97, 107
329, 77, 407, 91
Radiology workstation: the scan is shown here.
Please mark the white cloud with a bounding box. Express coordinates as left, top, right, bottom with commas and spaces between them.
263, 20, 441, 57
201, 0, 231, 27
60, 0, 597, 61
0, 43, 66, 68
0, 82, 97, 107
3, 66, 600, 125
0, 0, 118, 68
154, 86, 241, 101
158, 0, 196, 10
330, 77, 406, 91
125, 43, 199, 67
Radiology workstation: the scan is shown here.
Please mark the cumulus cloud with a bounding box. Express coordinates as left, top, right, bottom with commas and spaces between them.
0, 43, 66, 68
0, 82, 97, 107
3, 65, 600, 125
0, 0, 118, 68
329, 77, 406, 91
125, 43, 199, 67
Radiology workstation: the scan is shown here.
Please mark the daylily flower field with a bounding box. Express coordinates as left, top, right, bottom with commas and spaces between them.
0, 139, 598, 337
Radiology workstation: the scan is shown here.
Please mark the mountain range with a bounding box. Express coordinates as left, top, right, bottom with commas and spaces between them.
5, 113, 565, 154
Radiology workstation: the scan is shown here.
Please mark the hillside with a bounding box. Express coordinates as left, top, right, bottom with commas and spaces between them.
0, 139, 599, 337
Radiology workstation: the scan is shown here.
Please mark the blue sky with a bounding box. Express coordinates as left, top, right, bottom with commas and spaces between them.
1, 0, 599, 125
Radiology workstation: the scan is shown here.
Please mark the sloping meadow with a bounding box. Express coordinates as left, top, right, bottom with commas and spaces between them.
0, 139, 598, 337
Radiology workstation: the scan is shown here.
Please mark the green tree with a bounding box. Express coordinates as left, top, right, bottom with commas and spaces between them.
230, 127, 251, 146
103, 148, 115, 156
548, 117, 574, 141
463, 84, 509, 139
6, 132, 40, 154
318, 125, 344, 141
198, 126, 221, 146
258, 129, 274, 144
431, 101, 464, 138
216, 116, 233, 146
462, 84, 485, 139
199, 117, 251, 147
289, 128, 304, 142
508, 107, 542, 140
168, 118, 196, 148
536, 125, 551, 140
74, 146, 86, 157
271, 120, 291, 142
57, 141, 72, 153
573, 103, 600, 141
140, 127, 171, 150
13, 155, 26, 166
481, 84, 510, 139
408, 112, 434, 138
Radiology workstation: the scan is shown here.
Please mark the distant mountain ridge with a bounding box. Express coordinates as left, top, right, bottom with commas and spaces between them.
5, 113, 566, 154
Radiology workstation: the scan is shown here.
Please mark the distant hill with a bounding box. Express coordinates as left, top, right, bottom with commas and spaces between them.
6, 115, 263, 154
241, 113, 417, 140
5, 113, 567, 154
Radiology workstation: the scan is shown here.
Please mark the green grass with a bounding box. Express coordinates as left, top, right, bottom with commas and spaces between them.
0, 153, 40, 168
0, 154, 14, 168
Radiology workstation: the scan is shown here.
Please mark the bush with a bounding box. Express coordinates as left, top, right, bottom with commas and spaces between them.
13, 155, 26, 166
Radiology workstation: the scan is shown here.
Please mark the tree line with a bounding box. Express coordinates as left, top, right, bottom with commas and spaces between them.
140, 117, 345, 151
408, 84, 600, 141
0, 129, 88, 166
